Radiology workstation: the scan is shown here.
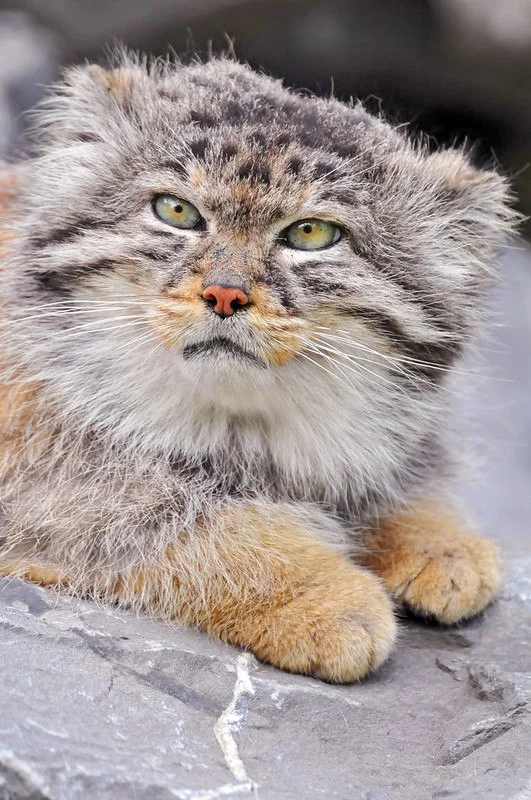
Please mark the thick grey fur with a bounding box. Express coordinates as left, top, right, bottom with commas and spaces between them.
0, 52, 516, 589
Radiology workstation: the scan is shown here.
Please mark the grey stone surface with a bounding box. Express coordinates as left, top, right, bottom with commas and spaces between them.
0, 558, 529, 800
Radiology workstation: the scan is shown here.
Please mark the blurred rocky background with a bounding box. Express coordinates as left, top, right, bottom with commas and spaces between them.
1, 0, 531, 227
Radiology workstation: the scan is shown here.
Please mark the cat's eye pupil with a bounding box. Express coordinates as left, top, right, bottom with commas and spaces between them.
153, 194, 203, 230
282, 218, 341, 250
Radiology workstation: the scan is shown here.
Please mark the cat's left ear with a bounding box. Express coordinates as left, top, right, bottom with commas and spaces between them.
424, 149, 518, 266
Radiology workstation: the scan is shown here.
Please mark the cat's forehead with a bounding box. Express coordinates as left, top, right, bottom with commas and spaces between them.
154, 61, 373, 157
141, 62, 382, 224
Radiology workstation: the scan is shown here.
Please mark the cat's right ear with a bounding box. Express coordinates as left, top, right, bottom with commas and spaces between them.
35, 62, 149, 146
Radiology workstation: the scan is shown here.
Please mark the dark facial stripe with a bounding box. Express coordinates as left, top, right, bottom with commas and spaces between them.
260, 261, 297, 310
336, 305, 462, 378
355, 254, 460, 335
297, 275, 349, 295
134, 249, 173, 263
374, 266, 463, 338
182, 338, 266, 368
148, 228, 179, 239
30, 259, 117, 293
292, 260, 460, 369
370, 261, 431, 299
290, 263, 349, 296
31, 269, 71, 296
31, 218, 118, 250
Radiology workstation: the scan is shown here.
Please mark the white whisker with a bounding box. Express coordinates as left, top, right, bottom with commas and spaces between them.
311, 325, 510, 382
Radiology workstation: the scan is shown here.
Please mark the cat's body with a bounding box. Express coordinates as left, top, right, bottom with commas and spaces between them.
0, 55, 515, 681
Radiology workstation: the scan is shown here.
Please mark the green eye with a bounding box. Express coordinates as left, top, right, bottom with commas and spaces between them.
153, 194, 203, 229
283, 219, 341, 250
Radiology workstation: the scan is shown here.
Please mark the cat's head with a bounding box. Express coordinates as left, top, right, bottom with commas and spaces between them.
3, 54, 515, 450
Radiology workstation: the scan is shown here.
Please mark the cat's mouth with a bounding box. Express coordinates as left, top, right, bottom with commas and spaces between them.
182, 337, 268, 368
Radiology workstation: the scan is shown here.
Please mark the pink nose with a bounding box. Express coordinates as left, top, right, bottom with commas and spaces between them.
202, 284, 250, 317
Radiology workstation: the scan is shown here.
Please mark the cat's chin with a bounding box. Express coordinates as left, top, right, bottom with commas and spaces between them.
181, 337, 268, 370
178, 348, 275, 414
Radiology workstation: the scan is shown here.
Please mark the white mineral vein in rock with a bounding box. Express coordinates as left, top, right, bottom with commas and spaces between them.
26, 718, 70, 739
214, 652, 256, 787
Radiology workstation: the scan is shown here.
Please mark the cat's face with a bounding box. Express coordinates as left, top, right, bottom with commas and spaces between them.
5, 57, 512, 443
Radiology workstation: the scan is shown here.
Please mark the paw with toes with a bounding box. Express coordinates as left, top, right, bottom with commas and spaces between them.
249, 565, 397, 683
366, 504, 501, 625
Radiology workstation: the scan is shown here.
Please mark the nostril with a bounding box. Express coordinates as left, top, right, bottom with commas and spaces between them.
202, 284, 250, 317
229, 289, 249, 310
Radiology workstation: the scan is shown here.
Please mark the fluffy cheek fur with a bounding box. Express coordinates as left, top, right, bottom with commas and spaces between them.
44, 267, 401, 451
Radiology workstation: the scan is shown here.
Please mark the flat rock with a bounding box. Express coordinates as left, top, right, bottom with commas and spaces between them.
0, 559, 529, 800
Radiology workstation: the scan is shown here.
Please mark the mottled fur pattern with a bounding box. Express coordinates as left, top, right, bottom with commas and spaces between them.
0, 53, 516, 681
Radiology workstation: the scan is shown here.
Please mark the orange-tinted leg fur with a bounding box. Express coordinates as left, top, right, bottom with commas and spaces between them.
364, 500, 501, 624
0, 505, 397, 683
0, 561, 65, 586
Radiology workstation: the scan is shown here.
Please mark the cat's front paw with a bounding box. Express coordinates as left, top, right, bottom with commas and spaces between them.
369, 524, 501, 624
250, 566, 397, 683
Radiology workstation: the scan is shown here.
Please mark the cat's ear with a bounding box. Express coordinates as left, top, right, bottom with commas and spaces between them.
84, 64, 141, 100
37, 62, 149, 146
428, 149, 503, 192
424, 149, 518, 268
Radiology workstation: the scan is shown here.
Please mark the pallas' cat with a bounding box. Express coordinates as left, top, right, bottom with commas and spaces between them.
0, 54, 515, 682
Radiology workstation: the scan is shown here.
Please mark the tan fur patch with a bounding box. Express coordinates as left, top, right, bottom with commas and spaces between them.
364, 499, 501, 624
430, 151, 496, 191
0, 375, 50, 478
106, 504, 397, 682
0, 168, 16, 258
188, 166, 204, 189
164, 274, 204, 304
150, 275, 205, 347
7, 504, 397, 683
0, 560, 65, 586
89, 65, 137, 98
